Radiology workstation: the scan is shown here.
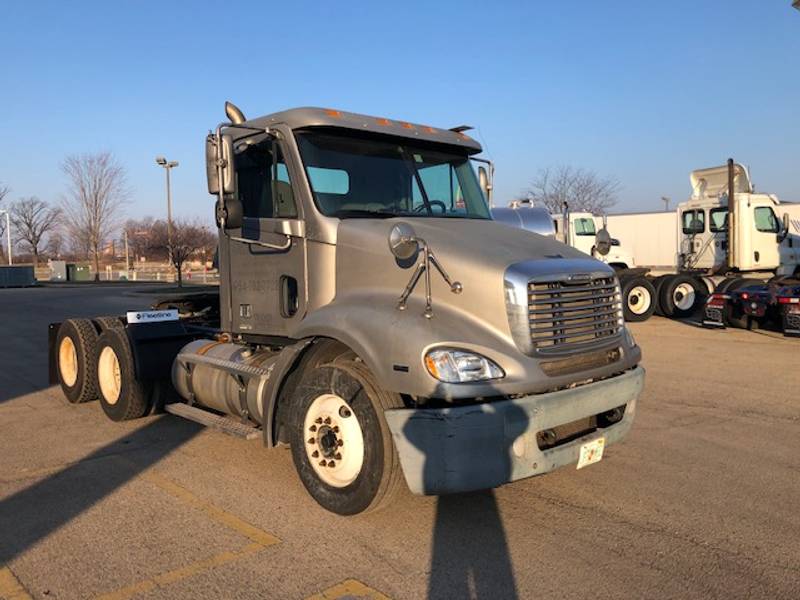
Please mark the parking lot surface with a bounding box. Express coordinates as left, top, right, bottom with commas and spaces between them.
1, 285, 798, 599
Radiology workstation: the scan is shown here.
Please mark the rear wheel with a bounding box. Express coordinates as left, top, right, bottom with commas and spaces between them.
620, 276, 656, 322
56, 318, 99, 404
659, 274, 704, 318
94, 315, 124, 332
289, 352, 404, 515
96, 328, 151, 421
650, 276, 670, 316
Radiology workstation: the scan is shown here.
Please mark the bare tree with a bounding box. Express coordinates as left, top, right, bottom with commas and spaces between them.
61, 152, 129, 280
522, 166, 620, 214
47, 230, 66, 259
0, 183, 9, 262
150, 218, 216, 287
123, 216, 157, 264
10, 197, 62, 267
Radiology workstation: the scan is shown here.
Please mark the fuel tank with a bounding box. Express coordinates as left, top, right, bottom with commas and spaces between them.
171, 339, 280, 424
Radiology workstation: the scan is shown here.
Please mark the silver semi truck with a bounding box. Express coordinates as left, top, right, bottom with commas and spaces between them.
49, 104, 645, 515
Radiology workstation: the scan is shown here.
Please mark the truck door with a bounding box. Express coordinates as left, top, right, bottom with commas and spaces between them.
749, 204, 781, 269
569, 215, 597, 255
679, 209, 714, 269
227, 140, 306, 337
708, 207, 729, 269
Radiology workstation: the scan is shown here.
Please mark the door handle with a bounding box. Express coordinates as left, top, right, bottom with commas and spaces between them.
280, 276, 299, 318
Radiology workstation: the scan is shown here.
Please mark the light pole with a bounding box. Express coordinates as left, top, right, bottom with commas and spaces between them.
155, 156, 179, 277
0, 209, 11, 265
661, 196, 670, 212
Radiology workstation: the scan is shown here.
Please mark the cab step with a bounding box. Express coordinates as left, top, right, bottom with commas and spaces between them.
164, 403, 261, 440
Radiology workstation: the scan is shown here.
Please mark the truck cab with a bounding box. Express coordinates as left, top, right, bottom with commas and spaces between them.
52, 104, 645, 515
678, 163, 799, 276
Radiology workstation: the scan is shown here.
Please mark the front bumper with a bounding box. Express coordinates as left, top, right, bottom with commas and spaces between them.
384, 366, 645, 495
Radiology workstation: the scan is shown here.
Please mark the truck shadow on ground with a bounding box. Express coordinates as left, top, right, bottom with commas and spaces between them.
0, 416, 201, 565
428, 491, 518, 599
403, 398, 527, 600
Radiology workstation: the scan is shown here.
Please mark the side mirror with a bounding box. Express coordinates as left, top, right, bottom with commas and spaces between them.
478, 166, 490, 200
595, 228, 611, 256
388, 222, 419, 261
215, 196, 243, 230
778, 212, 790, 242
206, 133, 235, 195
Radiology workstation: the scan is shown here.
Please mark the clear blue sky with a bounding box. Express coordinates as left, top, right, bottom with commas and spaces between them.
2, 0, 799, 223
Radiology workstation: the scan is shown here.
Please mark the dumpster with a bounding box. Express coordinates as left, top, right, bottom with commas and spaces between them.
0, 265, 36, 287
66, 263, 91, 281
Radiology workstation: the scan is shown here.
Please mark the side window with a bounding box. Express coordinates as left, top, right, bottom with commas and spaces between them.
754, 207, 779, 233
709, 208, 728, 233
574, 218, 596, 236
682, 209, 705, 234
236, 143, 298, 220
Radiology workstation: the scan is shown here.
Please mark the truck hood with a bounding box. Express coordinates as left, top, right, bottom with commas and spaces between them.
333, 217, 612, 340
336, 216, 592, 279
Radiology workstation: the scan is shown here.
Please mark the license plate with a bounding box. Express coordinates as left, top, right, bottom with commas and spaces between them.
576, 437, 605, 469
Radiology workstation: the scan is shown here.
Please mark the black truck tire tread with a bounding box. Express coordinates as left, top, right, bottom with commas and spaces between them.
96, 327, 151, 421
56, 318, 100, 404
288, 349, 404, 515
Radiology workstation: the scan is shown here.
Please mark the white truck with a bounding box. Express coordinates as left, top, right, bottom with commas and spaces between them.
494, 161, 800, 321
605, 162, 799, 318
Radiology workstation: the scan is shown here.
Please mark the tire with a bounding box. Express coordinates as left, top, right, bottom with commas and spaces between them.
96, 327, 151, 421
620, 276, 656, 322
289, 353, 404, 515
56, 318, 100, 404
650, 275, 670, 316
94, 315, 124, 332
659, 274, 703, 318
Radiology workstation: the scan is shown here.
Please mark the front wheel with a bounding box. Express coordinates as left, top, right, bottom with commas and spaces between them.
620, 276, 656, 322
289, 356, 404, 515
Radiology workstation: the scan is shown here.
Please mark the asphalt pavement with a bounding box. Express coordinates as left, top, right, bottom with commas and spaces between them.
0, 285, 798, 599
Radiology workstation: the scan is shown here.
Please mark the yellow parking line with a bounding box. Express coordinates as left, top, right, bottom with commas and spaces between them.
0, 566, 33, 600
140, 470, 280, 547
305, 579, 392, 600
93, 464, 281, 599
94, 542, 262, 600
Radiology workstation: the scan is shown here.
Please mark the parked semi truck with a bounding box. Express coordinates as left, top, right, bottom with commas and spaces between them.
49, 104, 644, 515
606, 162, 799, 318
500, 162, 800, 321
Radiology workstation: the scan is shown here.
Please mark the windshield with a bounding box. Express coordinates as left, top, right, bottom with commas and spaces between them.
296, 130, 491, 219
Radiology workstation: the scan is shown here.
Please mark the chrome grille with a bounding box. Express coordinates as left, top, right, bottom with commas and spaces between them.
528, 276, 623, 354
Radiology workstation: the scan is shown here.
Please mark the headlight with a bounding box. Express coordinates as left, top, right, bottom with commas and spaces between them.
424, 349, 504, 383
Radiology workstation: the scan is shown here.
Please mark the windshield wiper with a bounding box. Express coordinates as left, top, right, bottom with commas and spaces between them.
332, 209, 403, 219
